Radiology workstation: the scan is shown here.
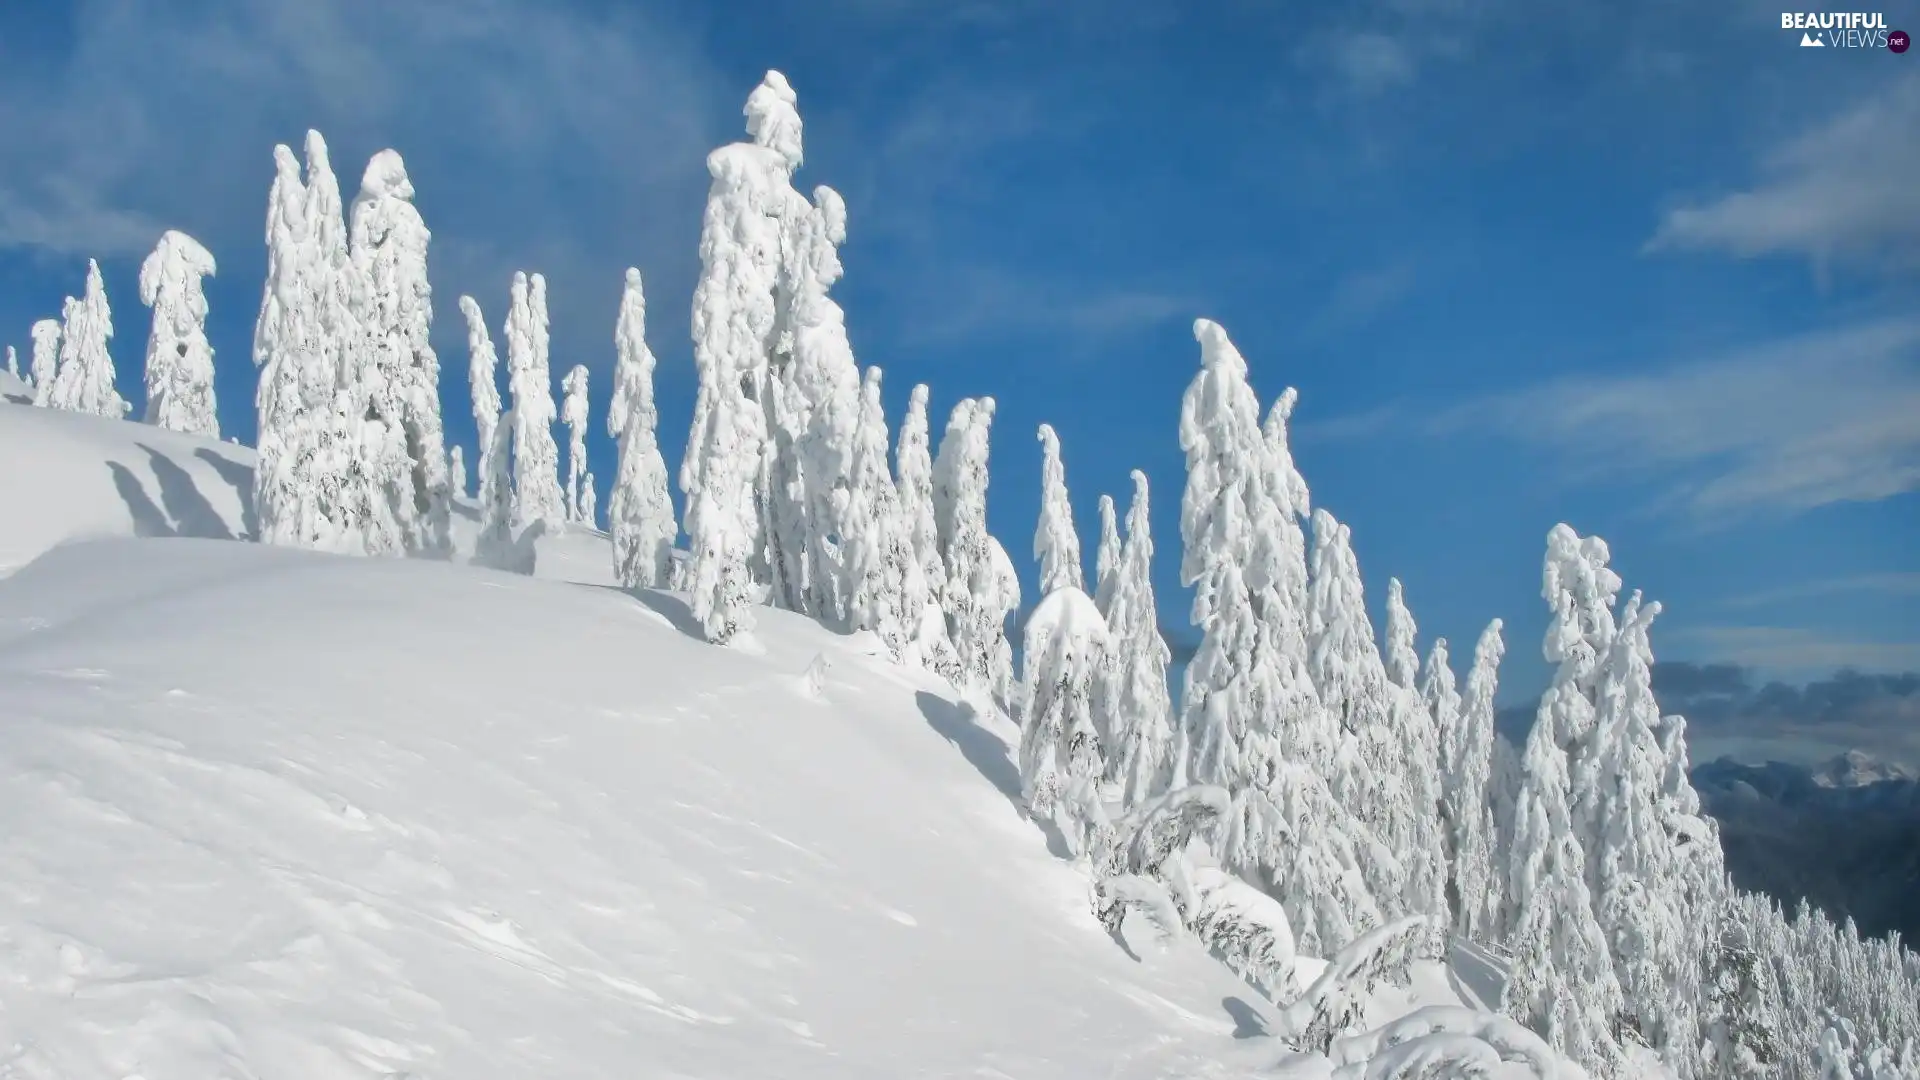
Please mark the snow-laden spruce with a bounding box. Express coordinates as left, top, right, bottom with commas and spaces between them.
1097, 470, 1178, 809
1177, 320, 1381, 957
607, 269, 676, 590
506, 272, 565, 536
1034, 424, 1084, 596
473, 406, 533, 574
138, 230, 219, 437
1502, 526, 1628, 1079
254, 133, 401, 555
787, 189, 864, 618
892, 384, 960, 678
933, 397, 1018, 702
561, 364, 591, 524
448, 445, 467, 501
29, 319, 60, 407
842, 367, 914, 654
3, 346, 16, 384
460, 296, 502, 504
46, 260, 126, 418
350, 149, 451, 558
1306, 510, 1411, 918
1444, 618, 1505, 943
1093, 493, 1121, 616
681, 72, 804, 644
1384, 579, 1450, 959
1019, 582, 1111, 861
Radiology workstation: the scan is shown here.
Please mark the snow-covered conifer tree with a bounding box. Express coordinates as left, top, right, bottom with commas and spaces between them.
29, 319, 60, 406
138, 230, 219, 436
843, 367, 910, 652
350, 149, 450, 557
608, 268, 676, 590
1019, 472, 1110, 863
47, 259, 126, 417
474, 407, 533, 573
784, 186, 862, 620
506, 272, 565, 535
934, 397, 1017, 697
1308, 510, 1411, 916
894, 383, 958, 675
1502, 529, 1628, 1077
580, 474, 597, 527
449, 445, 467, 501
1178, 320, 1382, 955
1034, 424, 1084, 596
562, 364, 591, 524
1703, 895, 1784, 1079
1386, 578, 1450, 957
1446, 618, 1506, 942
681, 73, 804, 644
3, 345, 16, 387
1099, 470, 1177, 809
1093, 493, 1121, 616
461, 296, 502, 494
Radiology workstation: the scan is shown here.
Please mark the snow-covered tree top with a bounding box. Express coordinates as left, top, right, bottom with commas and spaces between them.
1263, 385, 1311, 521
139, 230, 217, 307
1024, 585, 1109, 662
358, 148, 415, 202
1542, 523, 1622, 684
744, 69, 803, 173
1384, 578, 1419, 691
1034, 423, 1084, 596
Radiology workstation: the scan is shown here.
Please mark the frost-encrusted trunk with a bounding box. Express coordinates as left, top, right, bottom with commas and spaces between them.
350, 149, 450, 558
608, 268, 676, 589
47, 260, 127, 419
506, 272, 565, 536
139, 231, 219, 437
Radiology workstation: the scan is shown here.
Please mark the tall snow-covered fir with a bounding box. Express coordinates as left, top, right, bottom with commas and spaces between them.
933, 397, 1019, 704
350, 149, 451, 558
29, 318, 61, 407
608, 268, 676, 590
1097, 470, 1177, 809
46, 259, 126, 418
460, 295, 502, 509
137, 230, 219, 437
506, 271, 565, 536
1446, 618, 1506, 943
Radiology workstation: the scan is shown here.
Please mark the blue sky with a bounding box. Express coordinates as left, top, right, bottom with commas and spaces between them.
1, 0, 1915, 731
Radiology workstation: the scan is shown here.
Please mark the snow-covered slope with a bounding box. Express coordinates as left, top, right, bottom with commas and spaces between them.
0, 533, 1311, 1077
0, 402, 255, 575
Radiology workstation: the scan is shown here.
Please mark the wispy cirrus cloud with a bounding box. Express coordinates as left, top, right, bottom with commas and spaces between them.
1646, 72, 1920, 274
1723, 572, 1920, 611
1303, 315, 1920, 523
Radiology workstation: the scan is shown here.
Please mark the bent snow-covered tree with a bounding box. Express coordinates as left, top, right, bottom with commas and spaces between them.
138, 230, 219, 437
1098, 470, 1178, 811
47, 259, 126, 418
934, 397, 1018, 701
608, 268, 676, 589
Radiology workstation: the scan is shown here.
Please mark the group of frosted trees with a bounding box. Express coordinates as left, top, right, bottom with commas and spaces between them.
8, 234, 218, 437
10, 66, 1916, 1080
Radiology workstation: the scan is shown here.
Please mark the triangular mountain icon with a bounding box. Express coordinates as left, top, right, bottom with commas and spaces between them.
1801, 31, 1825, 45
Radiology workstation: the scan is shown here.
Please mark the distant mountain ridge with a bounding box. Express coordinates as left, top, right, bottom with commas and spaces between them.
1691, 750, 1920, 946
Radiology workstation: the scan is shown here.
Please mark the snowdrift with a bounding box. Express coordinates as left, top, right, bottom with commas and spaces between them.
0, 535, 1301, 1077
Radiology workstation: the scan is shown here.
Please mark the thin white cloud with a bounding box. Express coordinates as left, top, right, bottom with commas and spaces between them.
1328, 34, 1419, 96
1646, 72, 1920, 272
1310, 316, 1920, 522
1724, 572, 1920, 610
1671, 625, 1920, 676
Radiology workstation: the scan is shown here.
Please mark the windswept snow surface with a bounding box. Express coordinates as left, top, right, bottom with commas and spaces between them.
0, 532, 1299, 1077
